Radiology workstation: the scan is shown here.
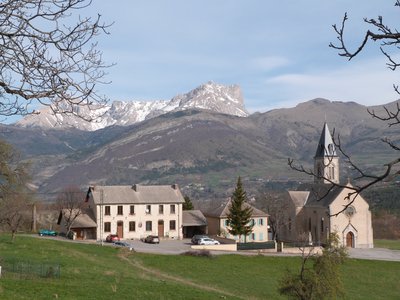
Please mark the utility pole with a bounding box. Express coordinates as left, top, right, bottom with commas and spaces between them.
100, 189, 104, 246
31, 202, 37, 232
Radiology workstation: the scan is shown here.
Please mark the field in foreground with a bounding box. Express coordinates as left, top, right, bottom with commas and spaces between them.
0, 235, 399, 299
374, 239, 400, 250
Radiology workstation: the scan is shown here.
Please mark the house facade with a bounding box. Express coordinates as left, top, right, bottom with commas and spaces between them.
85, 184, 185, 241
57, 208, 97, 240
281, 123, 374, 248
204, 199, 269, 242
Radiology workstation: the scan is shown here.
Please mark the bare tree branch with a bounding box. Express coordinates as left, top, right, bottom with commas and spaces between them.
0, 0, 113, 119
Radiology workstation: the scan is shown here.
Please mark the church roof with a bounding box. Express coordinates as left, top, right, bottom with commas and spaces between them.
314, 122, 337, 158
288, 191, 310, 207
292, 183, 344, 208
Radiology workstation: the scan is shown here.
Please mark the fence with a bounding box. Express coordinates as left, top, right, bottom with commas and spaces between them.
1, 259, 61, 279
237, 241, 276, 251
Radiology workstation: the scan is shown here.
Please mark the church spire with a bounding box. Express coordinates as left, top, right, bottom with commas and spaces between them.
314, 123, 339, 184
315, 122, 337, 158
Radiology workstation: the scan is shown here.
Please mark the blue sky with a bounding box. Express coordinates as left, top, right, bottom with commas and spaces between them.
89, 1, 399, 113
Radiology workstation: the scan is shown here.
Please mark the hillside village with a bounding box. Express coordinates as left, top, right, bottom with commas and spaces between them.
1, 2, 400, 299
52, 122, 374, 251
1, 81, 397, 250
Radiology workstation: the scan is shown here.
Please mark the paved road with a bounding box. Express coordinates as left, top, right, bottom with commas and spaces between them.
33, 235, 400, 261
348, 247, 400, 262
124, 239, 400, 261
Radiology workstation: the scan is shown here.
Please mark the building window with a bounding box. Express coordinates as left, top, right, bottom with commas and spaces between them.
129, 221, 136, 232
117, 205, 123, 215
251, 219, 255, 226
258, 218, 264, 226
104, 222, 111, 232
159, 205, 164, 215
170, 220, 176, 231
130, 205, 135, 215
170, 204, 176, 214
105, 206, 110, 216
251, 233, 255, 240
146, 221, 152, 231
224, 219, 229, 227
146, 205, 151, 214
288, 217, 292, 232
259, 233, 264, 241
321, 218, 324, 233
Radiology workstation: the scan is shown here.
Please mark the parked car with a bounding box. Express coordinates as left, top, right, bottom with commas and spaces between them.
106, 234, 120, 243
113, 241, 134, 251
144, 235, 160, 244
191, 235, 209, 245
38, 229, 57, 237
198, 238, 220, 245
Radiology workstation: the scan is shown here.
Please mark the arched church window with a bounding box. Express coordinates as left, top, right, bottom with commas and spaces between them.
328, 144, 334, 155
317, 163, 322, 178
321, 217, 324, 233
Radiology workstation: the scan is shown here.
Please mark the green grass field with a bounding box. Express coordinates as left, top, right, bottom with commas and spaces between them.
374, 239, 400, 250
0, 235, 399, 299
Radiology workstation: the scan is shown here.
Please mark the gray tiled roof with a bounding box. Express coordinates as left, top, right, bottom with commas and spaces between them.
289, 183, 344, 208
89, 184, 185, 205
204, 199, 268, 218
288, 191, 310, 207
182, 210, 207, 226
62, 208, 97, 228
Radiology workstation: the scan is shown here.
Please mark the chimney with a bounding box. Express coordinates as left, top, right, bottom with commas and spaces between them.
171, 184, 178, 190
132, 184, 138, 192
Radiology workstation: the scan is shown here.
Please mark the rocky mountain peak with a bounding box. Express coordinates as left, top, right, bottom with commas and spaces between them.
172, 81, 247, 117
14, 82, 248, 131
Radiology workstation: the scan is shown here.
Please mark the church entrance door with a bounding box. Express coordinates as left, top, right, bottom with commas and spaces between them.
346, 232, 354, 247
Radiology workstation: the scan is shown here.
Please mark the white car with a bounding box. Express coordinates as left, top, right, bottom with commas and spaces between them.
198, 238, 220, 245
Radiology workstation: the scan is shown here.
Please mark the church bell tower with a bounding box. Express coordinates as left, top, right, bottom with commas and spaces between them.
314, 123, 339, 184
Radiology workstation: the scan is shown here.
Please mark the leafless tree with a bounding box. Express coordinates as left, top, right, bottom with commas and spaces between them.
289, 3, 400, 215
257, 192, 288, 240
57, 185, 86, 235
0, 140, 32, 241
0, 0, 111, 119
0, 192, 31, 242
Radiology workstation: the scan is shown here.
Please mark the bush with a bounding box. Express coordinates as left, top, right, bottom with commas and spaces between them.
181, 250, 214, 258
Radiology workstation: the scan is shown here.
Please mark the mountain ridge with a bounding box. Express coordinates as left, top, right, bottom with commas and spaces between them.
15, 81, 248, 131
2, 97, 399, 200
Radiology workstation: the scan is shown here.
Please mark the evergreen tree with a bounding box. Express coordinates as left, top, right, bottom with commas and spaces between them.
183, 195, 194, 210
227, 177, 254, 242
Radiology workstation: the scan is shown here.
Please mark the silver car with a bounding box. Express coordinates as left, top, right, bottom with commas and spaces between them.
198, 238, 220, 245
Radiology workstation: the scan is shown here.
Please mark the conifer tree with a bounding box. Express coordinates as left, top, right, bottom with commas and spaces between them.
227, 177, 254, 242
183, 195, 194, 210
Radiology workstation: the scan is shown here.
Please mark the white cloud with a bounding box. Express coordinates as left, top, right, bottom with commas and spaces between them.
261, 57, 400, 109
250, 56, 291, 72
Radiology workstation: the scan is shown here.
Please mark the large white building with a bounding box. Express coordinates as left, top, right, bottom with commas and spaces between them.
59, 184, 185, 241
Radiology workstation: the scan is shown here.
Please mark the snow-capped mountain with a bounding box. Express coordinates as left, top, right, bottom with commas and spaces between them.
15, 82, 249, 131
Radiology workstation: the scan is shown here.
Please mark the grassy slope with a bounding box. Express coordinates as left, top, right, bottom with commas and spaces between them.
0, 235, 399, 299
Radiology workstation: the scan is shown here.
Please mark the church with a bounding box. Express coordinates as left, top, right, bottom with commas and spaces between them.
281, 123, 374, 248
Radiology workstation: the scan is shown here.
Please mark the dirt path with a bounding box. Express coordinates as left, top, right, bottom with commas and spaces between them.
118, 253, 250, 299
